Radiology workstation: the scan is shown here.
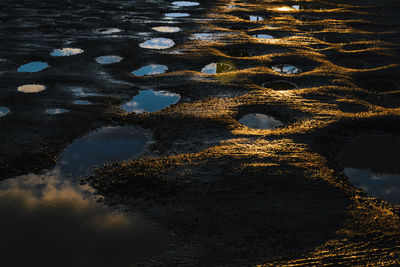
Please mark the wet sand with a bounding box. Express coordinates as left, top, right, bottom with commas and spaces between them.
1, 0, 400, 266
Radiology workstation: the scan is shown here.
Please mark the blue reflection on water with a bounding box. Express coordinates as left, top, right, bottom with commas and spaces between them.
0, 106, 10, 117
131, 65, 168, 76
58, 126, 148, 177
46, 108, 69, 115
95, 55, 123, 65
17, 61, 48, 73
73, 100, 92, 105
121, 90, 180, 113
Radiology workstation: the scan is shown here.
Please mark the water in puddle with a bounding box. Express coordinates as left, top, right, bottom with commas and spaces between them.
0, 126, 169, 266
131, 64, 168, 76
51, 48, 84, 57
73, 100, 92, 105
191, 33, 228, 41
165, 12, 190, 18
172, 1, 199, 7
276, 6, 300, 12
18, 84, 46, 93
95, 28, 122, 35
152, 26, 181, 33
249, 15, 264, 21
71, 87, 101, 97
262, 80, 298, 90
139, 38, 175, 49
46, 108, 69, 114
95, 55, 123, 65
339, 135, 400, 204
344, 168, 400, 204
252, 34, 274, 39
272, 64, 302, 75
17, 61, 48, 73
239, 113, 283, 130
0, 106, 10, 117
201, 62, 236, 74
121, 89, 180, 113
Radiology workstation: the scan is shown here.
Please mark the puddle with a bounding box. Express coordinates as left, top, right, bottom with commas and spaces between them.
46, 108, 69, 114
0, 106, 10, 117
152, 26, 181, 33
121, 89, 180, 113
71, 87, 101, 97
343, 168, 400, 204
249, 15, 264, 21
0, 126, 169, 266
191, 33, 228, 41
139, 38, 175, 49
272, 64, 302, 75
95, 28, 122, 35
172, 1, 199, 7
17, 61, 48, 73
58, 126, 148, 177
276, 6, 300, 12
165, 13, 190, 18
131, 64, 168, 76
339, 135, 400, 204
18, 84, 46, 93
51, 48, 84, 57
73, 100, 92, 105
252, 34, 274, 39
239, 113, 283, 130
262, 80, 298, 90
95, 55, 123, 65
201, 62, 236, 74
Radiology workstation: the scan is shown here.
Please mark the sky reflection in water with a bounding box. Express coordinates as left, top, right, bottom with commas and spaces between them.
17, 61, 48, 73
0, 127, 167, 266
239, 113, 283, 130
131, 64, 168, 76
121, 89, 180, 113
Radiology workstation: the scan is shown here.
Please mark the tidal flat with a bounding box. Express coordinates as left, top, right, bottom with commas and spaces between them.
0, 0, 399, 266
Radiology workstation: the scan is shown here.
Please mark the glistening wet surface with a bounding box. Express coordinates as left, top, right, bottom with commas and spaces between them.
46, 108, 69, 115
0, 126, 168, 267
121, 89, 180, 113
2, 0, 400, 265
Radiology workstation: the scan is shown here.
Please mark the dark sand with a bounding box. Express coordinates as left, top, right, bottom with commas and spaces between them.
0, 0, 400, 266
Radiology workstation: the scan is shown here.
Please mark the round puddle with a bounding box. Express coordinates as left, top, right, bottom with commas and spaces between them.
18, 84, 46, 93
139, 38, 175, 49
121, 89, 180, 113
95, 28, 122, 35
152, 26, 181, 33
73, 100, 92, 105
248, 15, 264, 21
339, 135, 400, 204
17, 61, 48, 73
172, 1, 199, 7
46, 108, 69, 114
252, 34, 274, 39
165, 12, 190, 18
131, 64, 168, 76
262, 80, 298, 90
95, 55, 122, 65
0, 106, 10, 117
58, 126, 148, 177
272, 64, 302, 75
239, 113, 283, 130
50, 48, 84, 57
201, 62, 236, 74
